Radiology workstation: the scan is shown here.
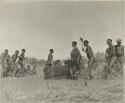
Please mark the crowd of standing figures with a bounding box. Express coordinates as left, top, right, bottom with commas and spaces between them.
44, 37, 124, 80
0, 37, 124, 80
0, 49, 36, 77
0, 49, 26, 77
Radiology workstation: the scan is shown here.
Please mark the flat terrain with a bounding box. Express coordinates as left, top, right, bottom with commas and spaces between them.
0, 66, 124, 103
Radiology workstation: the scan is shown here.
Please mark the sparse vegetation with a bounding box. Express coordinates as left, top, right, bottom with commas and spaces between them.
0, 52, 124, 103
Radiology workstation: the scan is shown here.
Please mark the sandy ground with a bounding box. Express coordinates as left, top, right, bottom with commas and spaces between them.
0, 66, 124, 103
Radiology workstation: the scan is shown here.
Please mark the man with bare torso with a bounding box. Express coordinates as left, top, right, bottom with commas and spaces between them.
105, 39, 116, 78
18, 49, 26, 76
12, 50, 19, 76
44, 49, 54, 80
81, 39, 94, 79
0, 49, 11, 77
115, 38, 124, 76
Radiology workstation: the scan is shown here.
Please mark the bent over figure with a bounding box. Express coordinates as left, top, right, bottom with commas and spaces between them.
0, 49, 11, 77
11, 50, 19, 77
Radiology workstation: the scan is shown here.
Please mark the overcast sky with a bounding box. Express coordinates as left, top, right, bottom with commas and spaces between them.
0, 1, 124, 60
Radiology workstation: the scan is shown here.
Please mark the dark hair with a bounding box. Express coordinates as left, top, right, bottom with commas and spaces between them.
84, 40, 89, 44
5, 49, 8, 52
50, 49, 53, 53
72, 41, 77, 46
15, 50, 19, 53
107, 39, 112, 42
22, 49, 26, 51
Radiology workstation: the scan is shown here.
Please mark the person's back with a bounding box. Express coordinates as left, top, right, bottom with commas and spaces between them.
71, 47, 81, 63
115, 39, 124, 76
70, 41, 81, 80
115, 45, 124, 57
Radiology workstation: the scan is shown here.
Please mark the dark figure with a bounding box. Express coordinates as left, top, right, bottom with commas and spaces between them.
64, 60, 75, 79
0, 49, 11, 77
11, 50, 19, 77
70, 41, 81, 80
18, 49, 26, 76
47, 49, 54, 66
53, 60, 62, 79
105, 39, 116, 78
81, 39, 94, 79
44, 49, 54, 80
115, 38, 124, 76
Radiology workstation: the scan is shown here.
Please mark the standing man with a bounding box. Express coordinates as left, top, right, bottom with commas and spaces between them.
105, 39, 116, 78
47, 49, 54, 67
80, 38, 94, 80
70, 41, 81, 79
11, 50, 19, 76
44, 49, 54, 80
115, 38, 124, 76
18, 49, 26, 76
0, 49, 11, 77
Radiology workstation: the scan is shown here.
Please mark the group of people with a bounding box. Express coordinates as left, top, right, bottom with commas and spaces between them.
0, 37, 124, 79
104, 38, 124, 78
45, 37, 124, 80
0, 49, 26, 77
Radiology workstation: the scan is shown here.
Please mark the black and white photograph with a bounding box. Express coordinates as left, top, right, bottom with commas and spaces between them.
0, 0, 124, 103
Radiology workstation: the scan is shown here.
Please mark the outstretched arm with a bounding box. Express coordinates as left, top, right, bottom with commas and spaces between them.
80, 37, 87, 53
80, 37, 84, 45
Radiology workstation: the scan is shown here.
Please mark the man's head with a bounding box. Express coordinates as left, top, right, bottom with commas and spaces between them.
107, 39, 112, 46
22, 49, 26, 53
4, 49, 8, 55
15, 50, 19, 55
72, 41, 77, 48
50, 49, 54, 53
84, 40, 89, 46
116, 38, 122, 45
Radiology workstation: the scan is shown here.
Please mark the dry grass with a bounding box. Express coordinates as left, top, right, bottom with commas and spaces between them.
0, 53, 124, 103
0, 65, 124, 103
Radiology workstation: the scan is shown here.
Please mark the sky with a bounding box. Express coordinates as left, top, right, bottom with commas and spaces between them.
0, 1, 124, 60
